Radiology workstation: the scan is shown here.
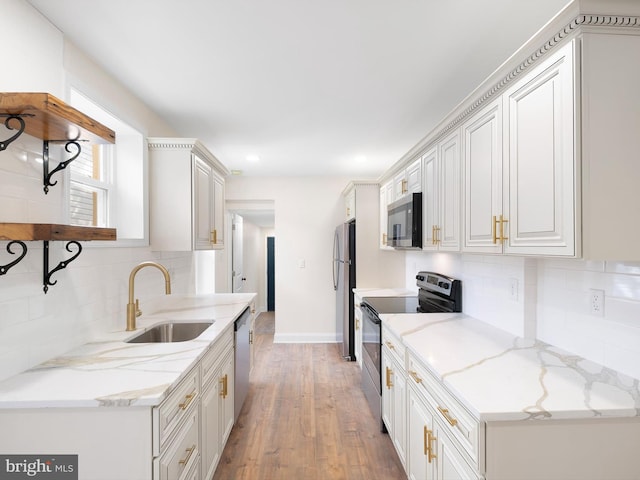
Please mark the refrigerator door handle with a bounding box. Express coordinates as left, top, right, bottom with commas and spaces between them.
332, 230, 339, 290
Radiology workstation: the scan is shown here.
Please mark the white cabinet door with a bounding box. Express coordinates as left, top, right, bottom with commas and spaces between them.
382, 352, 394, 436
391, 363, 407, 468
212, 171, 225, 247
463, 100, 503, 253
439, 130, 461, 251
194, 154, 214, 250
503, 41, 576, 256
422, 147, 438, 251
406, 158, 422, 195
201, 374, 221, 480
379, 181, 394, 249
345, 188, 356, 221
422, 131, 461, 253
354, 303, 363, 368
219, 349, 235, 448
408, 387, 436, 480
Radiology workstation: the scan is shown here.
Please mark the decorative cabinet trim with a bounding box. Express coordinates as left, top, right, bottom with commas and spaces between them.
383, 13, 640, 181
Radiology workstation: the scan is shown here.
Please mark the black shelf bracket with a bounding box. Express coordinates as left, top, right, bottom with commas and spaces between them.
0, 241, 28, 276
43, 140, 86, 194
43, 240, 82, 293
0, 114, 34, 152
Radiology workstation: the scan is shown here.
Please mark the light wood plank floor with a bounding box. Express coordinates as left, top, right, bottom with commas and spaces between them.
212, 312, 406, 480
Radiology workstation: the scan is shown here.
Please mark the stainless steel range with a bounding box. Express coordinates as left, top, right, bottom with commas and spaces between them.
360, 272, 462, 431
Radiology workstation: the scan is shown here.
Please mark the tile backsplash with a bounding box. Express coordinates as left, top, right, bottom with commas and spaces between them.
405, 252, 640, 380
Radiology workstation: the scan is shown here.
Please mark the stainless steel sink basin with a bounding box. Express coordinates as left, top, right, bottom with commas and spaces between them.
125, 321, 214, 343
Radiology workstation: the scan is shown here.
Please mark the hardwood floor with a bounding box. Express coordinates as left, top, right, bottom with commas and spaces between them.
212, 312, 406, 480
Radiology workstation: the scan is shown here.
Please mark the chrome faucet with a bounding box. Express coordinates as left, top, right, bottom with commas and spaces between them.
126, 261, 172, 331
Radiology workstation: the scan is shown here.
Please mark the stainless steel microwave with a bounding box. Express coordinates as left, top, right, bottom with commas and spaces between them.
387, 192, 422, 249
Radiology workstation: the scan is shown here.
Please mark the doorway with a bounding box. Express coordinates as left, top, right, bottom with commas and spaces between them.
267, 236, 275, 311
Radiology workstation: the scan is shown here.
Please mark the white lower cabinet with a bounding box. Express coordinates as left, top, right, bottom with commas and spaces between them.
407, 375, 479, 480
0, 324, 237, 480
154, 406, 200, 480
354, 295, 363, 368
200, 328, 235, 480
382, 327, 407, 468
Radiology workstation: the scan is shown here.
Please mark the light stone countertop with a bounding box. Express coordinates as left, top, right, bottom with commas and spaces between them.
0, 293, 256, 409
382, 312, 640, 422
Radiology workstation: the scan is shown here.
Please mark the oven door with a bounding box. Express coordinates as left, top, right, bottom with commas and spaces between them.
360, 302, 384, 430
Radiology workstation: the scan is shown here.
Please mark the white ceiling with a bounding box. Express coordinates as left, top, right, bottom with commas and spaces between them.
28, 0, 571, 179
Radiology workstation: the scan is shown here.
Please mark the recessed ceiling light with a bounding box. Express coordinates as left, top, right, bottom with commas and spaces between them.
246, 155, 260, 162
231, 169, 243, 175
355, 155, 367, 163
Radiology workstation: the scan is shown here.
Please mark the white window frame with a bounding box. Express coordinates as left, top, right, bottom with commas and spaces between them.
65, 87, 148, 247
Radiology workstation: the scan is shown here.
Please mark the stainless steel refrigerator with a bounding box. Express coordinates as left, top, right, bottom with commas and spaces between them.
333, 220, 356, 361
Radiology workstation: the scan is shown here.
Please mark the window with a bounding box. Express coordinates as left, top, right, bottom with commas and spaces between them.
67, 89, 147, 243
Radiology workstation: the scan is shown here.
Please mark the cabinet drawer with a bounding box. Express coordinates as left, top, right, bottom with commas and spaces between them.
154, 366, 199, 453
382, 326, 405, 368
202, 327, 233, 387
154, 406, 200, 480
407, 353, 480, 468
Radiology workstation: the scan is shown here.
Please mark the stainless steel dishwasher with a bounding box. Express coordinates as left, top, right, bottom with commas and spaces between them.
234, 306, 251, 422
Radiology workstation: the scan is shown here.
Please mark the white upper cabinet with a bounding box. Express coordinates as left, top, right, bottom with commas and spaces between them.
462, 41, 576, 256
423, 130, 461, 252
463, 100, 503, 254
344, 187, 356, 221
379, 180, 394, 249
393, 158, 422, 200
502, 41, 576, 256
149, 138, 229, 251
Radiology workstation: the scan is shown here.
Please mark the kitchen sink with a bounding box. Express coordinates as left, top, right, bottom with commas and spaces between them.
125, 321, 214, 343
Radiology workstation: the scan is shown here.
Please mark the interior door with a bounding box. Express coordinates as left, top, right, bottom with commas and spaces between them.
232, 214, 244, 292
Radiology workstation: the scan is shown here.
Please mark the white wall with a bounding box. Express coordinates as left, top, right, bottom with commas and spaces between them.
405, 251, 640, 380
226, 176, 351, 342
0, 0, 194, 382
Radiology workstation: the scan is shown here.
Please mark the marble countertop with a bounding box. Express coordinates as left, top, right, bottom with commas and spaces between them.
382, 313, 640, 422
0, 293, 255, 409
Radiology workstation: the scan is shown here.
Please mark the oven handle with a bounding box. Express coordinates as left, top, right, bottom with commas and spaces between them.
361, 303, 381, 324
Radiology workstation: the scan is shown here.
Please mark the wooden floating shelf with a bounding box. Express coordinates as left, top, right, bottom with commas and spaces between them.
0, 92, 115, 144
0, 223, 117, 242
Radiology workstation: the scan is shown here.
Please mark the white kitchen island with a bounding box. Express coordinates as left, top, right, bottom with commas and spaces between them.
0, 293, 256, 480
381, 312, 640, 479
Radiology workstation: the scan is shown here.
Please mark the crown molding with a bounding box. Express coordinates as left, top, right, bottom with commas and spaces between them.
380, 12, 640, 183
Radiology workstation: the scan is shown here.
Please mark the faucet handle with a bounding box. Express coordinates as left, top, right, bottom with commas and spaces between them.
135, 299, 142, 317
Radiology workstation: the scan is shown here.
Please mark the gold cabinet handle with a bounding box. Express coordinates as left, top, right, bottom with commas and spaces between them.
432, 225, 440, 245
249, 330, 253, 345
385, 366, 393, 389
499, 215, 508, 242
408, 370, 423, 384
493, 215, 508, 244
423, 425, 428, 455
347, 207, 351, 217
437, 406, 458, 427
355, 318, 360, 330
402, 179, 408, 194
219, 374, 228, 398
385, 340, 395, 350
210, 229, 218, 244
435, 226, 440, 245
179, 391, 196, 410
382, 232, 387, 246
178, 444, 196, 466
427, 429, 437, 463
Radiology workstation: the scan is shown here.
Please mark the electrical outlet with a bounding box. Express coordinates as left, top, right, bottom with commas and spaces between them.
590, 289, 605, 316
509, 278, 519, 301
